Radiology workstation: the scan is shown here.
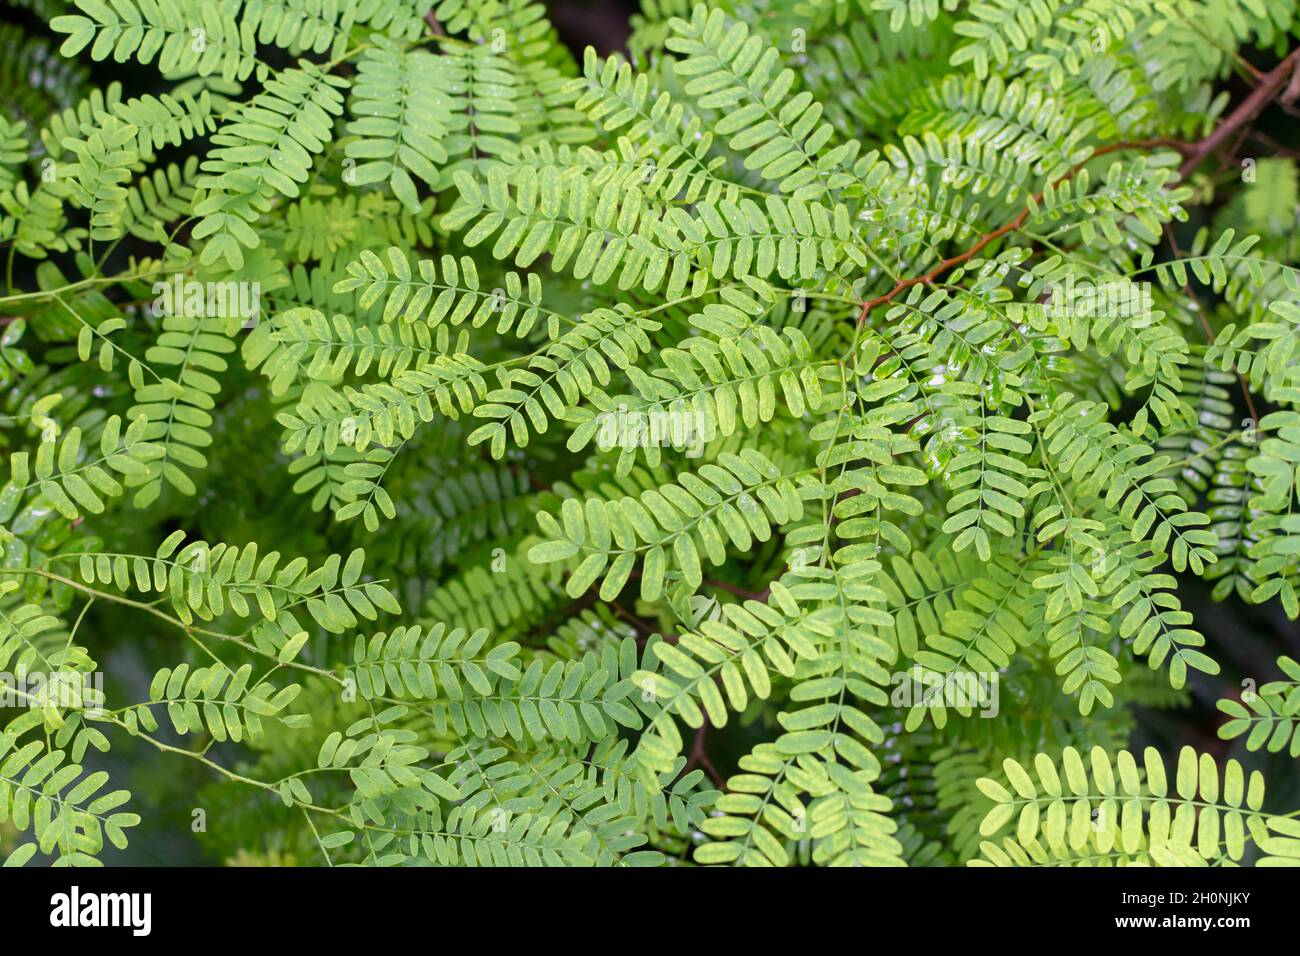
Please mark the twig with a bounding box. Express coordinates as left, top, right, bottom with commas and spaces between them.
681, 719, 724, 788
609, 599, 657, 639
1249, 130, 1300, 160
1281, 52, 1300, 107
1163, 224, 1260, 428
856, 140, 1182, 324
857, 46, 1300, 325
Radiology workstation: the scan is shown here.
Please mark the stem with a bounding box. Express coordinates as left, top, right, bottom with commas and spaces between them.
0, 268, 168, 308
20, 568, 343, 683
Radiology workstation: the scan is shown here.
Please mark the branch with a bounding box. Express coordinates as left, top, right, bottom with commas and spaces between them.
681, 718, 724, 788
857, 140, 1170, 323
855, 39, 1300, 326
1179, 46, 1300, 177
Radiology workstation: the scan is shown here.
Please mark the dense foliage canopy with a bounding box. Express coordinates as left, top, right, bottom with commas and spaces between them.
1, 0, 1300, 867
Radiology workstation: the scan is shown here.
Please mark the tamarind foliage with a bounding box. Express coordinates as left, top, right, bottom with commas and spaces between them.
0, 0, 1299, 867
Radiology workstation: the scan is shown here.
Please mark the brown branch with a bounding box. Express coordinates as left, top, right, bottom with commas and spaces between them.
856, 211, 1026, 324
856, 140, 1183, 324
1179, 46, 1300, 177
609, 599, 657, 639
423, 11, 445, 36
549, 588, 599, 628
1249, 130, 1300, 161
856, 43, 1300, 326
680, 719, 724, 788
1284, 55, 1300, 107
1222, 123, 1255, 170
